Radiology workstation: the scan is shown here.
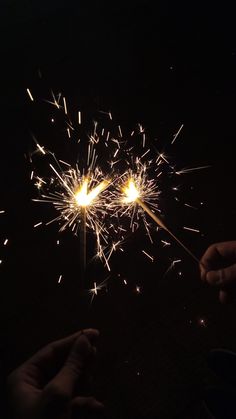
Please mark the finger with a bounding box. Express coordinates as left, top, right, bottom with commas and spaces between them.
200, 242, 236, 281
71, 396, 104, 417
71, 396, 104, 410
28, 329, 99, 368
206, 263, 236, 287
42, 334, 95, 403
219, 290, 231, 304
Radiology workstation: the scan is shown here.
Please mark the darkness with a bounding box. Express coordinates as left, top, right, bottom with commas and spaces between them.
1, 1, 236, 418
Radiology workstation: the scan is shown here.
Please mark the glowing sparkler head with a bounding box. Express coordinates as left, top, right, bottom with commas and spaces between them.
75, 178, 89, 207
122, 179, 140, 203
75, 178, 109, 207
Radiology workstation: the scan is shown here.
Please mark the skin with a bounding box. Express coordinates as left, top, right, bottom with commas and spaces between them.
7, 329, 104, 419
200, 241, 236, 304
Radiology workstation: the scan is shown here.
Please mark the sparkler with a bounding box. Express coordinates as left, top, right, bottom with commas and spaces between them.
33, 162, 110, 285
30, 88, 209, 294
120, 177, 200, 264
74, 177, 110, 284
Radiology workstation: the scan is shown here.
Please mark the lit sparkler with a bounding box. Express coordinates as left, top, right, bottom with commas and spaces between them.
30, 89, 208, 291
119, 176, 200, 264
33, 163, 110, 282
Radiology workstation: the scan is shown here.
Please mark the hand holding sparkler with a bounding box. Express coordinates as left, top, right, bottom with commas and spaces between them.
200, 241, 236, 304
7, 329, 104, 419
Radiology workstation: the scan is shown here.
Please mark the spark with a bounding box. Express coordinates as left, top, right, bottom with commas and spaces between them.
36, 143, 46, 155
171, 124, 184, 144
175, 165, 211, 175
0, 210, 5, 214
78, 111, 81, 124
58, 274, 63, 283
161, 240, 171, 247
184, 203, 197, 210
198, 318, 207, 328
45, 91, 62, 109
59, 160, 71, 167
57, 240, 60, 245
0, 260, 2, 265
88, 279, 107, 303
142, 250, 154, 261
34, 222, 43, 228
142, 133, 146, 148
3, 239, 8, 246
140, 149, 150, 159
164, 258, 182, 277
135, 285, 141, 294
63, 97, 68, 115
114, 148, 119, 158
138, 123, 145, 133
173, 259, 181, 265
34, 177, 46, 189
156, 153, 169, 165
183, 226, 200, 233
27, 88, 34, 101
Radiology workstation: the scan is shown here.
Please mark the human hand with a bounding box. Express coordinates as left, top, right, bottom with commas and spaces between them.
7, 329, 104, 419
200, 241, 236, 303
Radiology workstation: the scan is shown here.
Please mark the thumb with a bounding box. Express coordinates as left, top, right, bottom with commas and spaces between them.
42, 334, 95, 406
206, 263, 236, 287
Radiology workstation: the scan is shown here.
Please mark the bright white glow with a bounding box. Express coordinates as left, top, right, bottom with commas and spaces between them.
75, 179, 109, 207
122, 179, 140, 203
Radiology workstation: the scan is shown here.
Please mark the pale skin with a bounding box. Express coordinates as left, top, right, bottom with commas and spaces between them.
200, 241, 236, 304
7, 329, 104, 419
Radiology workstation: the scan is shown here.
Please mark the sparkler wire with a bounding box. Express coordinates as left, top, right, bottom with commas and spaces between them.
80, 207, 87, 287
136, 198, 200, 264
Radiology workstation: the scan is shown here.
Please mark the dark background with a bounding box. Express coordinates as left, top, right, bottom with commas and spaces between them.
1, 1, 236, 418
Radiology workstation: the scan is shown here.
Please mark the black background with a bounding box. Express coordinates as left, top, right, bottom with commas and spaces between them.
1, 2, 236, 418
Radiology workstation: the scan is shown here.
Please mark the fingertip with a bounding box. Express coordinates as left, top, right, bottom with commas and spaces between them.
206, 270, 222, 287
82, 329, 100, 343
219, 290, 234, 305
71, 396, 105, 413
219, 290, 229, 304
199, 261, 207, 281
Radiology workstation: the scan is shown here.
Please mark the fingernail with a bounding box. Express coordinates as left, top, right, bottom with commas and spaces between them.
206, 271, 222, 286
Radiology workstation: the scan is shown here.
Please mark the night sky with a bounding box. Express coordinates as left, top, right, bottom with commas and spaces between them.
1, 2, 236, 418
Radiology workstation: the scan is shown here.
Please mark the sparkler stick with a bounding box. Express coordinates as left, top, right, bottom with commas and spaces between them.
122, 178, 200, 264
80, 207, 87, 287
74, 177, 110, 285
136, 198, 200, 264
